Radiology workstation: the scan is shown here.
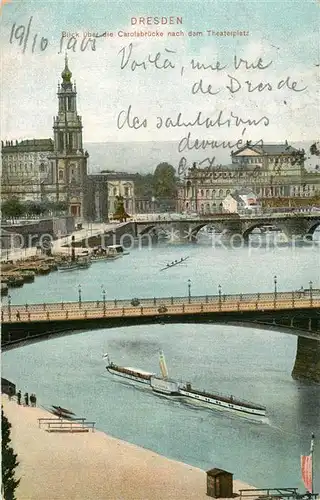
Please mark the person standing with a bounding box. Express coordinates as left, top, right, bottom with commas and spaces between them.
17, 390, 21, 405
24, 392, 29, 406
8, 386, 14, 401
30, 394, 37, 407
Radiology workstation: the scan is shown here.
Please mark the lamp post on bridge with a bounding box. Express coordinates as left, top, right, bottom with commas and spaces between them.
309, 281, 313, 306
8, 294, 12, 322
102, 287, 106, 316
274, 275, 277, 306
218, 284, 222, 310
187, 279, 191, 304
78, 284, 82, 308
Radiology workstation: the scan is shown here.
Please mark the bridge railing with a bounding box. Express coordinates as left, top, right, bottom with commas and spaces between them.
2, 289, 319, 315
2, 297, 320, 324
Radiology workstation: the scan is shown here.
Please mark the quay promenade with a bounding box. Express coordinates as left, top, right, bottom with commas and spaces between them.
0, 221, 127, 262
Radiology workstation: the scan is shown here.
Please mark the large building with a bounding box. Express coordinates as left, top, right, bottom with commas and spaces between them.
87, 171, 136, 221
1, 139, 54, 201
177, 142, 320, 214
1, 56, 90, 219
104, 171, 135, 215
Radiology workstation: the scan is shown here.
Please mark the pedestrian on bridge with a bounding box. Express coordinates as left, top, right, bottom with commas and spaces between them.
16, 311, 20, 321
17, 390, 21, 405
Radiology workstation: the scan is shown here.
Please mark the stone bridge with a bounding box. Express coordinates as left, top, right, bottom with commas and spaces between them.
132, 213, 320, 242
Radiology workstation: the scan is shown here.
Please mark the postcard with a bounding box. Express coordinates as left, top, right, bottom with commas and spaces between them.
1, 1, 319, 499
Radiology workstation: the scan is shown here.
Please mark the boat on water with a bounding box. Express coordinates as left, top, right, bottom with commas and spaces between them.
103, 352, 266, 417
57, 256, 91, 272
47, 405, 76, 418
108, 244, 130, 256
90, 245, 129, 263
160, 256, 189, 272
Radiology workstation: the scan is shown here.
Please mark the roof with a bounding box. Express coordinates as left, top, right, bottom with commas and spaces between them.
232, 142, 298, 156
187, 163, 261, 176
206, 468, 233, 477
1, 139, 54, 153
99, 171, 136, 180
227, 189, 257, 203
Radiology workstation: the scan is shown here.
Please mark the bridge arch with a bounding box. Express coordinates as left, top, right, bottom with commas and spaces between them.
242, 222, 280, 240
138, 225, 156, 236
187, 223, 223, 239
306, 221, 320, 237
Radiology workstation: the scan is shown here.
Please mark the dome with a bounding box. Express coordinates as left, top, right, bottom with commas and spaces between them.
61, 54, 72, 83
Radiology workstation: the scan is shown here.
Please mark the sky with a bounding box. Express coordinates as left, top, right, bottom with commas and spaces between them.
0, 0, 319, 154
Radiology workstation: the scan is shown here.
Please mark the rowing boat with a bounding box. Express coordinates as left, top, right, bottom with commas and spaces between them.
160, 256, 189, 272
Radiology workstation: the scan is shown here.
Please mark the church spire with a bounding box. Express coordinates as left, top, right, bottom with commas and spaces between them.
61, 53, 72, 86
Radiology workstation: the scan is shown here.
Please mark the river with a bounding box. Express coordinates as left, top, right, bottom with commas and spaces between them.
2, 232, 320, 490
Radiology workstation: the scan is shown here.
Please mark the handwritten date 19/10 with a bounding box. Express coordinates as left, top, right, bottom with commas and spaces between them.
9, 17, 48, 54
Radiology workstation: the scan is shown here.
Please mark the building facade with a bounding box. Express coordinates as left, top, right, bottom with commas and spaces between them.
222, 189, 260, 214
177, 142, 320, 214
87, 171, 135, 221
1, 56, 90, 219
1, 139, 54, 201
103, 171, 135, 216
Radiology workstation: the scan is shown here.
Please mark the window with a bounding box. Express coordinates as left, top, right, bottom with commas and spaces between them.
125, 187, 129, 196
200, 189, 204, 196
39, 163, 45, 172
113, 187, 117, 195
59, 132, 64, 151
59, 169, 64, 180
206, 189, 209, 197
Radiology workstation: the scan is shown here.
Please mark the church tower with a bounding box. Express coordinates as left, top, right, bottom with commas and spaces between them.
49, 55, 89, 219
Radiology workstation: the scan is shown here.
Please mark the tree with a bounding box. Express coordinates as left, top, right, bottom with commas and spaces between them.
2, 408, 20, 500
50, 201, 68, 214
132, 173, 154, 198
25, 202, 47, 217
1, 199, 25, 220
153, 163, 177, 199
113, 195, 130, 222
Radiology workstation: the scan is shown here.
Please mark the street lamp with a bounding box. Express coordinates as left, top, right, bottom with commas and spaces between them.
309, 281, 313, 305
274, 275, 278, 298
78, 284, 82, 308
218, 284, 222, 310
102, 287, 106, 315
8, 294, 12, 322
187, 279, 191, 303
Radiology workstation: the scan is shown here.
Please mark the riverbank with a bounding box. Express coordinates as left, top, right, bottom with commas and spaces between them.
2, 395, 256, 500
